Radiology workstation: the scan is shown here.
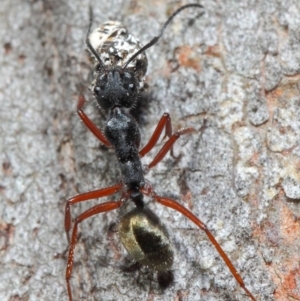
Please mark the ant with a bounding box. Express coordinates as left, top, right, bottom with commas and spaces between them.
65, 4, 257, 301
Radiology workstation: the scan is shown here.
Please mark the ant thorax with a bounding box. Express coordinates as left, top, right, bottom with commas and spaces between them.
87, 21, 148, 92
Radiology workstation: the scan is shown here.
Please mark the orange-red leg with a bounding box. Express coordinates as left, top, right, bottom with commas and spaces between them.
77, 95, 111, 147
65, 183, 122, 241
66, 200, 123, 301
139, 113, 172, 157
146, 117, 208, 169
141, 185, 256, 301
147, 127, 195, 169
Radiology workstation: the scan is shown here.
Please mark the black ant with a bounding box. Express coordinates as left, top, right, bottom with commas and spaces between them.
65, 4, 257, 301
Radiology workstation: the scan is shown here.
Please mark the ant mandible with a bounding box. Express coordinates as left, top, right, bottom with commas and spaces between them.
65, 4, 257, 301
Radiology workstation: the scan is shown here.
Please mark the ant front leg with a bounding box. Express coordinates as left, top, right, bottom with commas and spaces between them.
77, 95, 111, 147
140, 113, 207, 169
147, 127, 195, 169
65, 183, 122, 242
139, 113, 173, 157
66, 200, 123, 301
146, 117, 208, 169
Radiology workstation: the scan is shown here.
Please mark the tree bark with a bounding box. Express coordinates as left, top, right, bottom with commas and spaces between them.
1, 0, 300, 300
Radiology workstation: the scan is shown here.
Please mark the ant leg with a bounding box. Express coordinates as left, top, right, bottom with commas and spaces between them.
141, 186, 256, 301
77, 95, 112, 147
147, 118, 208, 169
66, 200, 123, 301
139, 113, 173, 157
147, 127, 195, 169
65, 183, 122, 242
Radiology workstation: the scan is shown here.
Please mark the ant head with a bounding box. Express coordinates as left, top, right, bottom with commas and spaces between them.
86, 4, 204, 110
92, 67, 139, 110
86, 19, 148, 111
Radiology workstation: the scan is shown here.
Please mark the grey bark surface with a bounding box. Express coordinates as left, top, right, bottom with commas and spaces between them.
1, 0, 300, 301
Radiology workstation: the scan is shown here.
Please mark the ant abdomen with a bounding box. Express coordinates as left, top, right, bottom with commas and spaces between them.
118, 207, 174, 272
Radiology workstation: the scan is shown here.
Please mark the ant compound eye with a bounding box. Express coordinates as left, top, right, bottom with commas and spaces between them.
94, 86, 101, 95
123, 82, 135, 92
95, 75, 107, 95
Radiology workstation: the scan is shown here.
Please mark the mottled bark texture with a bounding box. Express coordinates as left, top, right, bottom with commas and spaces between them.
1, 0, 300, 300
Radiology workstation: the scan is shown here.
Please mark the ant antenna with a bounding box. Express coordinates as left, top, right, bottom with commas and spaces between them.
123, 3, 204, 70
86, 7, 107, 73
